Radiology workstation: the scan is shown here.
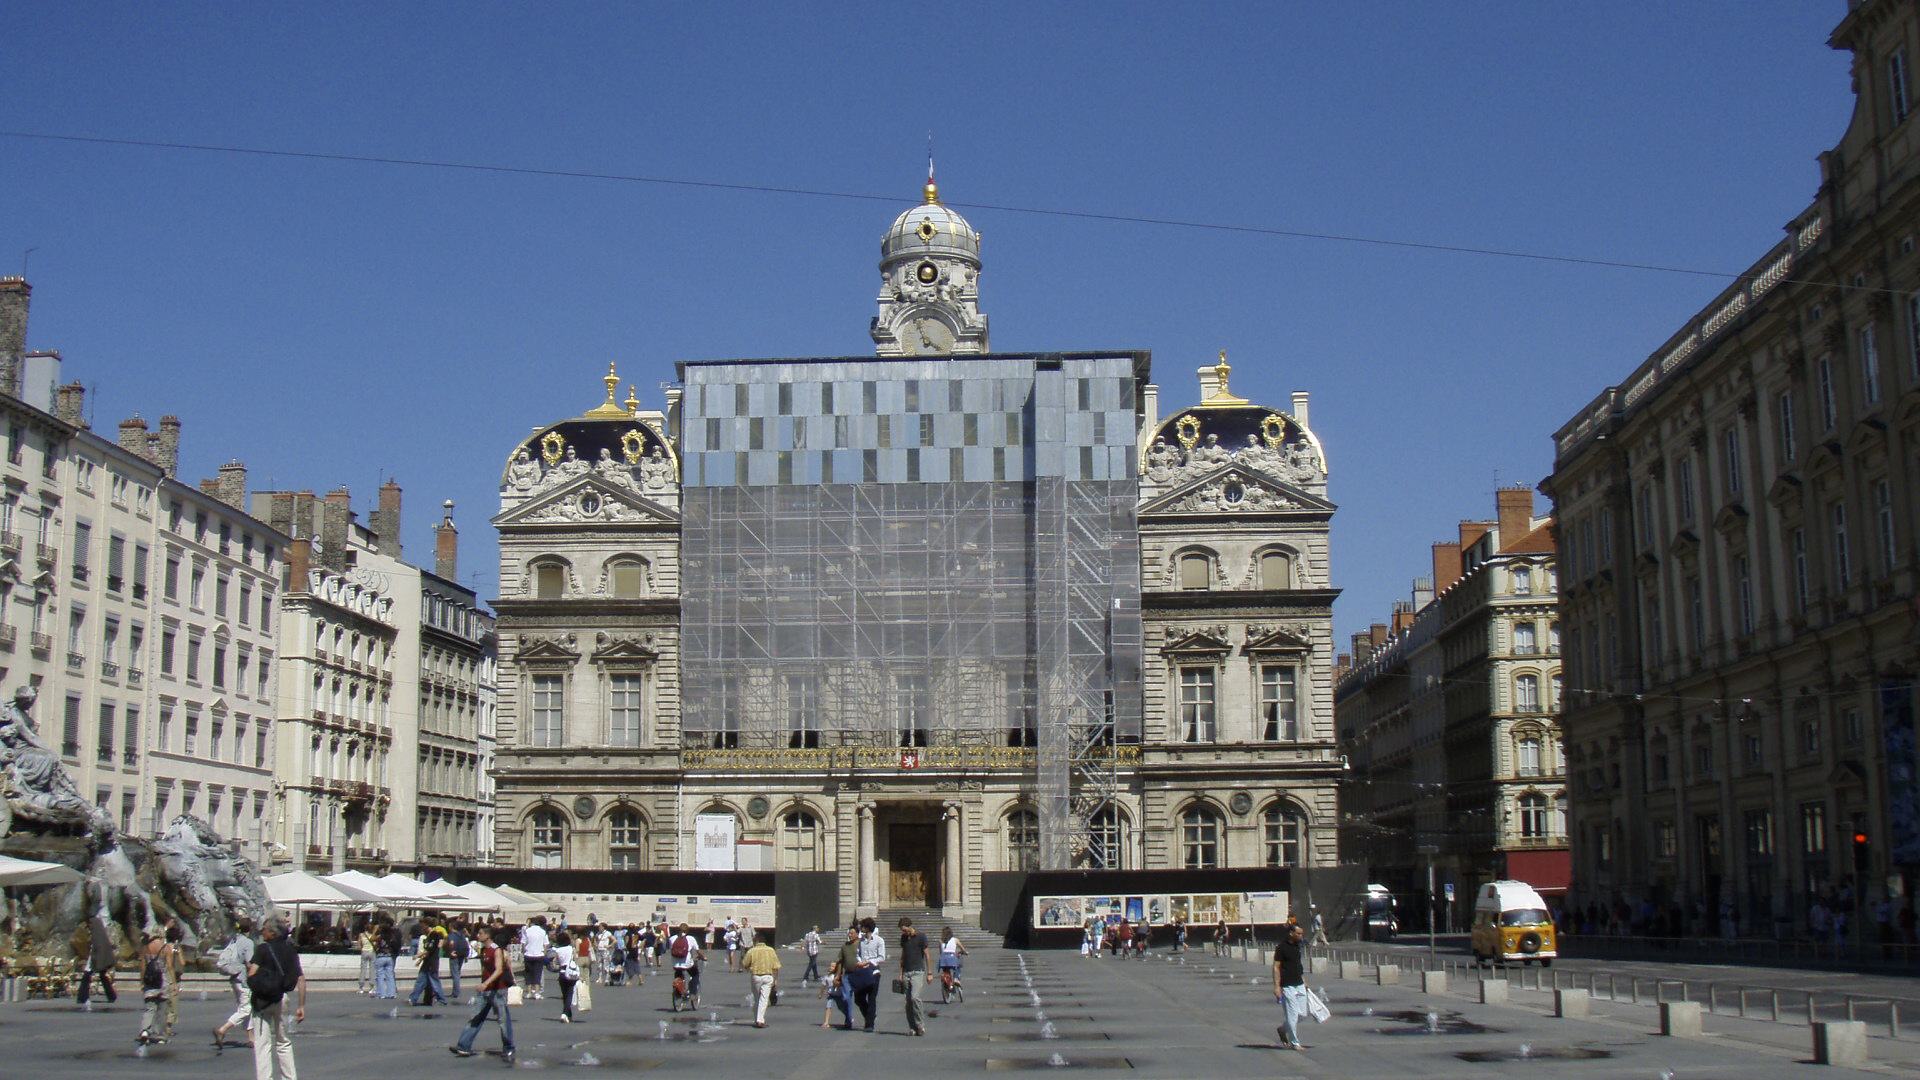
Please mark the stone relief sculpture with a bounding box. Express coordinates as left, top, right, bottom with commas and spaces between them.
1152, 419, 1327, 488
507, 448, 541, 491
640, 446, 675, 490
0, 687, 114, 841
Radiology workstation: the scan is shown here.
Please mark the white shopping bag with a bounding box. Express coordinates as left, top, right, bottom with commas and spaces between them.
1305, 987, 1330, 1023
577, 977, 593, 1012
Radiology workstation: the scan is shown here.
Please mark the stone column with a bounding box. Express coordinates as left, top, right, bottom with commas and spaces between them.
857, 806, 876, 912
943, 803, 962, 910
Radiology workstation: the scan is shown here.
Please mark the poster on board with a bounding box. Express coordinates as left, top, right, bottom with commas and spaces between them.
1246, 891, 1288, 925
1219, 893, 1244, 924
694, 813, 737, 871
1147, 896, 1167, 924
1191, 893, 1221, 925
1034, 896, 1086, 927
1124, 897, 1144, 923
1169, 895, 1191, 924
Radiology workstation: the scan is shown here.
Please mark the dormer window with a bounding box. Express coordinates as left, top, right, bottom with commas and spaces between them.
609, 559, 645, 599
1259, 551, 1293, 590
534, 563, 565, 600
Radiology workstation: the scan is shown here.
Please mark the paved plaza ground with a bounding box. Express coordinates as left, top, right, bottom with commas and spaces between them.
1, 941, 1913, 1077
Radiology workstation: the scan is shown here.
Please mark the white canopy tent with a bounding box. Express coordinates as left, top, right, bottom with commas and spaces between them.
448, 880, 541, 915
492, 883, 561, 914
373, 874, 496, 911
265, 870, 385, 909
0, 853, 83, 887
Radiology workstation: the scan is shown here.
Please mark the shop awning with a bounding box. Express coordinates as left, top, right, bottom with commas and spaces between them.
1502, 849, 1572, 894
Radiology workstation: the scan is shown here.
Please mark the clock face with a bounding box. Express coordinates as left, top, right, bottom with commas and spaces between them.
916, 261, 939, 284
907, 317, 955, 355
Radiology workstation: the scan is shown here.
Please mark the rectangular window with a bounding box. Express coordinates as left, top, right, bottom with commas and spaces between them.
608, 673, 643, 747
107, 535, 125, 592
1721, 428, 1741, 494
784, 675, 818, 749
159, 630, 176, 675
62, 694, 82, 758
189, 566, 204, 607
1817, 355, 1838, 430
1833, 502, 1851, 591
256, 725, 268, 768
132, 544, 149, 600
1777, 391, 1797, 463
96, 702, 115, 764
1259, 664, 1297, 741
893, 671, 929, 747
1655, 820, 1677, 858
1677, 457, 1695, 520
1178, 666, 1216, 742
122, 706, 139, 768
1736, 555, 1754, 635
259, 591, 273, 629
156, 705, 172, 753
1745, 808, 1774, 857
1688, 577, 1705, 654
1791, 528, 1810, 612
1861, 325, 1883, 405
186, 635, 201, 682
215, 574, 229, 617
1876, 479, 1897, 576
164, 556, 180, 600
529, 674, 564, 747
71, 522, 90, 582
1911, 293, 1920, 380
1801, 802, 1828, 855
211, 645, 226, 688
1638, 484, 1657, 548
1004, 670, 1035, 747
1893, 48, 1912, 124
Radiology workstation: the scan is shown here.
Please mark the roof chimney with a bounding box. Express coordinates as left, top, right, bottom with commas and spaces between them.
1495, 486, 1536, 552
119, 416, 152, 461
369, 479, 403, 560
216, 460, 247, 510
155, 415, 181, 478
54, 382, 84, 427
0, 278, 29, 399
1431, 541, 1463, 593
1290, 390, 1310, 430
320, 488, 353, 572
434, 500, 459, 581
285, 537, 312, 592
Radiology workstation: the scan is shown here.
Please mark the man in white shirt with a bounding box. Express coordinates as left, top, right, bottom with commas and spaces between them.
851, 917, 886, 1032
801, 925, 822, 984
518, 918, 549, 1001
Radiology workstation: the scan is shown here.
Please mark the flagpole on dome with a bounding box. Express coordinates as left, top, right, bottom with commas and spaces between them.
925, 135, 939, 204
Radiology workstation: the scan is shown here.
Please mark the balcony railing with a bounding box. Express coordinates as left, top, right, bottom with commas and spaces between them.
127, 668, 143, 688
0, 625, 16, 651
35, 544, 55, 567
65, 651, 84, 673
29, 632, 52, 655
0, 531, 20, 555
99, 660, 118, 680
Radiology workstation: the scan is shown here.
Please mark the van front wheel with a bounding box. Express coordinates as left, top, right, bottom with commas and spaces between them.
1540, 959, 1552, 968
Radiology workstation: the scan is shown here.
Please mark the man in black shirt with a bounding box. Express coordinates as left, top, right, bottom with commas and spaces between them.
1270, 923, 1307, 1050
897, 917, 930, 1036
248, 918, 307, 1080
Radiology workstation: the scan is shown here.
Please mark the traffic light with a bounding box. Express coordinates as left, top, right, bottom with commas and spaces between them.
1852, 827, 1871, 874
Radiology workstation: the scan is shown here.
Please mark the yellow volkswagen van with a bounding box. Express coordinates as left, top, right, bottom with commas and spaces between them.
1469, 880, 1557, 966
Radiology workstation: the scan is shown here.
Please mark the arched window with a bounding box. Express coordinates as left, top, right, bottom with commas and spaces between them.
1006, 808, 1039, 871
530, 808, 566, 868
1087, 807, 1125, 870
1518, 793, 1549, 839
1263, 804, 1304, 867
533, 562, 566, 600
1259, 551, 1293, 590
1517, 734, 1543, 777
781, 810, 820, 872
1512, 565, 1533, 595
608, 809, 644, 870
1178, 552, 1212, 590
1515, 674, 1540, 712
1514, 622, 1537, 654
1550, 674, 1563, 710
608, 558, 646, 599
1181, 806, 1221, 869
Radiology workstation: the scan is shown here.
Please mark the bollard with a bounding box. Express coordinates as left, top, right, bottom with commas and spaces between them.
1554, 988, 1590, 1019
1891, 1003, 1899, 1039
1770, 989, 1779, 1022
1480, 979, 1509, 1005
1421, 970, 1447, 995
1339, 960, 1362, 982
1660, 1000, 1703, 1038
1376, 964, 1399, 986
1812, 1020, 1869, 1067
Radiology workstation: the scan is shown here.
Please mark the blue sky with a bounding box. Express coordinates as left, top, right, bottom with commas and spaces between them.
3, 2, 1855, 642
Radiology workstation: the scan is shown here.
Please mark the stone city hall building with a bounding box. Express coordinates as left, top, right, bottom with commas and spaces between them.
488, 177, 1343, 923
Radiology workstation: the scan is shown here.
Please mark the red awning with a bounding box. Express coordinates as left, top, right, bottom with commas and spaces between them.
1502, 849, 1572, 894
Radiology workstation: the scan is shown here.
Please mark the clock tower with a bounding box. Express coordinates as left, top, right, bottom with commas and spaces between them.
871, 169, 989, 356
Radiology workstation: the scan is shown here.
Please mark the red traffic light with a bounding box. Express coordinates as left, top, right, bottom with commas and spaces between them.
1853, 832, 1870, 845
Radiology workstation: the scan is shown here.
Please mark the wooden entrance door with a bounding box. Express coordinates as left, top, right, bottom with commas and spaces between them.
889, 824, 941, 906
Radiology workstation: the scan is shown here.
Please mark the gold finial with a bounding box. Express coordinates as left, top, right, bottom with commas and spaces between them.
604, 362, 619, 404
584, 362, 632, 418
924, 180, 940, 204
625, 383, 640, 415
1201, 349, 1249, 405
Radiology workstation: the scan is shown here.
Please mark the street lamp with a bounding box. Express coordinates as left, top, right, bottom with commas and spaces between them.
1417, 843, 1439, 961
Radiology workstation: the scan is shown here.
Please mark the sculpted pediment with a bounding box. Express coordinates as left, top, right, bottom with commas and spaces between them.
1244, 624, 1314, 653
496, 474, 681, 528
1161, 626, 1232, 656
1140, 466, 1332, 516
517, 632, 580, 660
592, 630, 661, 660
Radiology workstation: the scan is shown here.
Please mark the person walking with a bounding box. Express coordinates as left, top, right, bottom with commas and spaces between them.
936, 927, 968, 1002
247, 917, 307, 1080
356, 922, 378, 995
851, 917, 886, 1032
801, 924, 822, 984
519, 917, 550, 1001
552, 930, 581, 1023
1271, 922, 1308, 1051
410, 918, 449, 1005
212, 917, 256, 1052
446, 922, 470, 1000
373, 917, 401, 999
741, 934, 782, 1027
828, 927, 859, 1029
1309, 907, 1329, 946
897, 918, 930, 1036
76, 916, 118, 1007
449, 924, 515, 1063
625, 926, 645, 985
724, 921, 742, 973
161, 920, 185, 1038
136, 934, 169, 1045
